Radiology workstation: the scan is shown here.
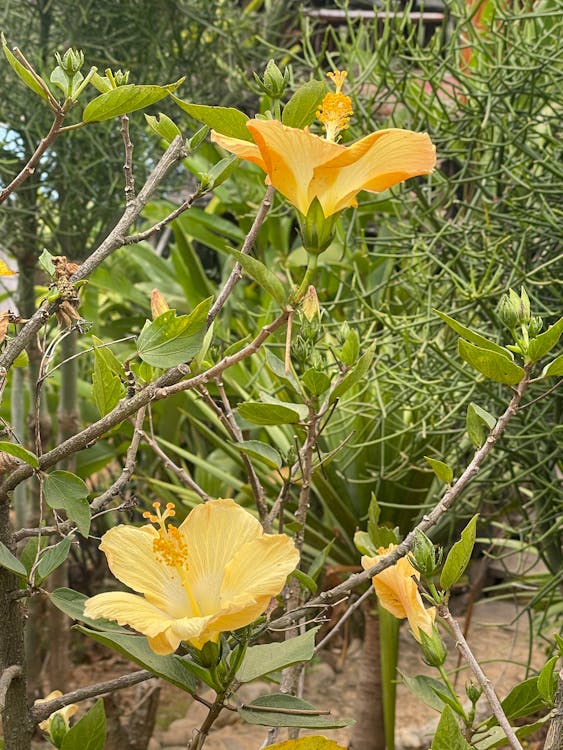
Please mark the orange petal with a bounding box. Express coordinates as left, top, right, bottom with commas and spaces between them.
311, 128, 436, 215
247, 119, 345, 215
210, 130, 267, 171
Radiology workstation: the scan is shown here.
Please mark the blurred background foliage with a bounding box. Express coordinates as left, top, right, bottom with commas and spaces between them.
1, 0, 561, 671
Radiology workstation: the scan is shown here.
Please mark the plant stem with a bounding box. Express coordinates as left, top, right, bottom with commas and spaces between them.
438, 604, 524, 750
437, 664, 468, 722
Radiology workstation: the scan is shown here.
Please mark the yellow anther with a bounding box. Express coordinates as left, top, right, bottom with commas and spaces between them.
316, 70, 353, 142
142, 501, 188, 569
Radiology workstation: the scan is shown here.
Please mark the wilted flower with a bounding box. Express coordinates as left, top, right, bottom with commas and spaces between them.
362, 544, 436, 641
84, 499, 299, 655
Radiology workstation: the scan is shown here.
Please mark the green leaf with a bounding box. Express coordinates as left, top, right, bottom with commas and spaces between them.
401, 673, 447, 712
1, 34, 50, 102
172, 97, 252, 141
0, 441, 39, 468
13, 350, 29, 367
528, 317, 563, 361
537, 655, 558, 704
238, 693, 354, 729
203, 156, 240, 189
424, 456, 453, 484
354, 530, 377, 556
329, 345, 375, 403
339, 329, 360, 366
92, 348, 123, 417
466, 402, 496, 448
20, 537, 46, 574
44, 471, 91, 537
458, 339, 525, 385
235, 440, 282, 470
435, 310, 512, 359
74, 626, 197, 694
496, 676, 543, 723
0, 541, 27, 577
302, 369, 331, 396
308, 539, 335, 582
291, 569, 317, 594
36, 537, 72, 582
440, 514, 479, 591
541, 353, 563, 377
282, 80, 327, 129
38, 248, 56, 276
61, 699, 106, 750
237, 402, 302, 426
145, 112, 182, 145
265, 350, 299, 392
237, 628, 319, 683
50, 588, 130, 632
473, 716, 551, 749
82, 79, 183, 122
228, 250, 286, 306
136, 298, 211, 368
90, 336, 123, 376
430, 706, 472, 750
90, 71, 113, 93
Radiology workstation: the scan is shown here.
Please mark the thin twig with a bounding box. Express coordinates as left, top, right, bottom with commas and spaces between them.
0, 665, 22, 713
140, 430, 210, 502
314, 588, 373, 653
207, 185, 275, 325
120, 114, 135, 204
438, 604, 524, 750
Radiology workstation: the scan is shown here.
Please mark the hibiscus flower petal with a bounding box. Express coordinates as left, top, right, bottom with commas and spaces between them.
311, 128, 436, 215
84, 591, 175, 638
247, 119, 345, 215
210, 130, 267, 171
180, 499, 264, 615
97, 525, 191, 616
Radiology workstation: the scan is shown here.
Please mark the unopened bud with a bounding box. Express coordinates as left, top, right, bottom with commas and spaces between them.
466, 681, 482, 705
528, 315, 543, 337
299, 198, 338, 257
418, 625, 447, 667
498, 287, 531, 329
150, 289, 170, 319
56, 48, 84, 76
254, 59, 290, 99
48, 713, 69, 748
302, 285, 320, 322
410, 531, 442, 577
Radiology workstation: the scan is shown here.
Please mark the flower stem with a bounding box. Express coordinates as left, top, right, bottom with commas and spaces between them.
294, 254, 319, 302
437, 664, 468, 723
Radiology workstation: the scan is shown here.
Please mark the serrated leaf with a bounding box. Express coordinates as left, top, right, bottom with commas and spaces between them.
537, 655, 558, 704
172, 97, 252, 141
282, 80, 327, 129
2, 35, 50, 102
228, 250, 286, 305
145, 112, 182, 145
237, 628, 319, 683
440, 514, 479, 591
38, 248, 56, 276
329, 345, 375, 403
435, 310, 511, 358
458, 339, 525, 385
82, 79, 183, 122
302, 369, 331, 396
75, 626, 197, 693
136, 297, 211, 368
43, 471, 91, 537
0, 441, 39, 468
61, 699, 106, 750
424, 456, 453, 484
466, 402, 496, 448
235, 440, 282, 469
0, 541, 27, 577
430, 706, 472, 749
541, 353, 563, 377
36, 536, 72, 581
528, 317, 563, 361
237, 402, 302, 425
238, 693, 353, 729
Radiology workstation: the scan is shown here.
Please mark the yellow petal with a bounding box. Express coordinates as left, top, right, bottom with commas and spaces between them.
210, 131, 266, 171
98, 525, 192, 617
84, 591, 174, 637
180, 498, 264, 616
312, 129, 436, 215
247, 119, 344, 215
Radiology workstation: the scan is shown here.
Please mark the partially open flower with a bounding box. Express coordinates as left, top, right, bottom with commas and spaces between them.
35, 690, 78, 745
362, 544, 435, 641
84, 499, 299, 655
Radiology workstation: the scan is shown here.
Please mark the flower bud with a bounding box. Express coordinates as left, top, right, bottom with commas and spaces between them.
410, 531, 442, 578
465, 680, 482, 705
113, 68, 130, 86
299, 198, 338, 257
151, 289, 170, 319
48, 712, 69, 748
498, 287, 531, 329
528, 315, 543, 338
254, 59, 290, 99
302, 285, 320, 322
418, 625, 447, 667
55, 48, 85, 76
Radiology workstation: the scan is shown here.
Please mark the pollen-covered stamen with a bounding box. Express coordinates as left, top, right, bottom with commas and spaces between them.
316, 70, 353, 142
143, 502, 189, 569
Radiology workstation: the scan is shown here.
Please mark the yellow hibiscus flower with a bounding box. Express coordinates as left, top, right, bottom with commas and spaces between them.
362, 544, 435, 641
84, 498, 299, 655
211, 70, 436, 218
34, 690, 78, 734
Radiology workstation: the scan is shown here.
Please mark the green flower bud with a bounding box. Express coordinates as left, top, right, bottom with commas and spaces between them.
48, 712, 69, 748
418, 625, 447, 668
410, 531, 442, 577
254, 59, 290, 99
528, 315, 543, 338
113, 68, 130, 86
498, 287, 532, 329
465, 681, 482, 705
199, 639, 221, 668
55, 48, 84, 76
298, 198, 339, 257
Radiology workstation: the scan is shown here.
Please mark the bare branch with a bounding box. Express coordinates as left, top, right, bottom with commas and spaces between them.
438, 604, 524, 750
120, 114, 135, 204
140, 430, 210, 502
0, 665, 22, 713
